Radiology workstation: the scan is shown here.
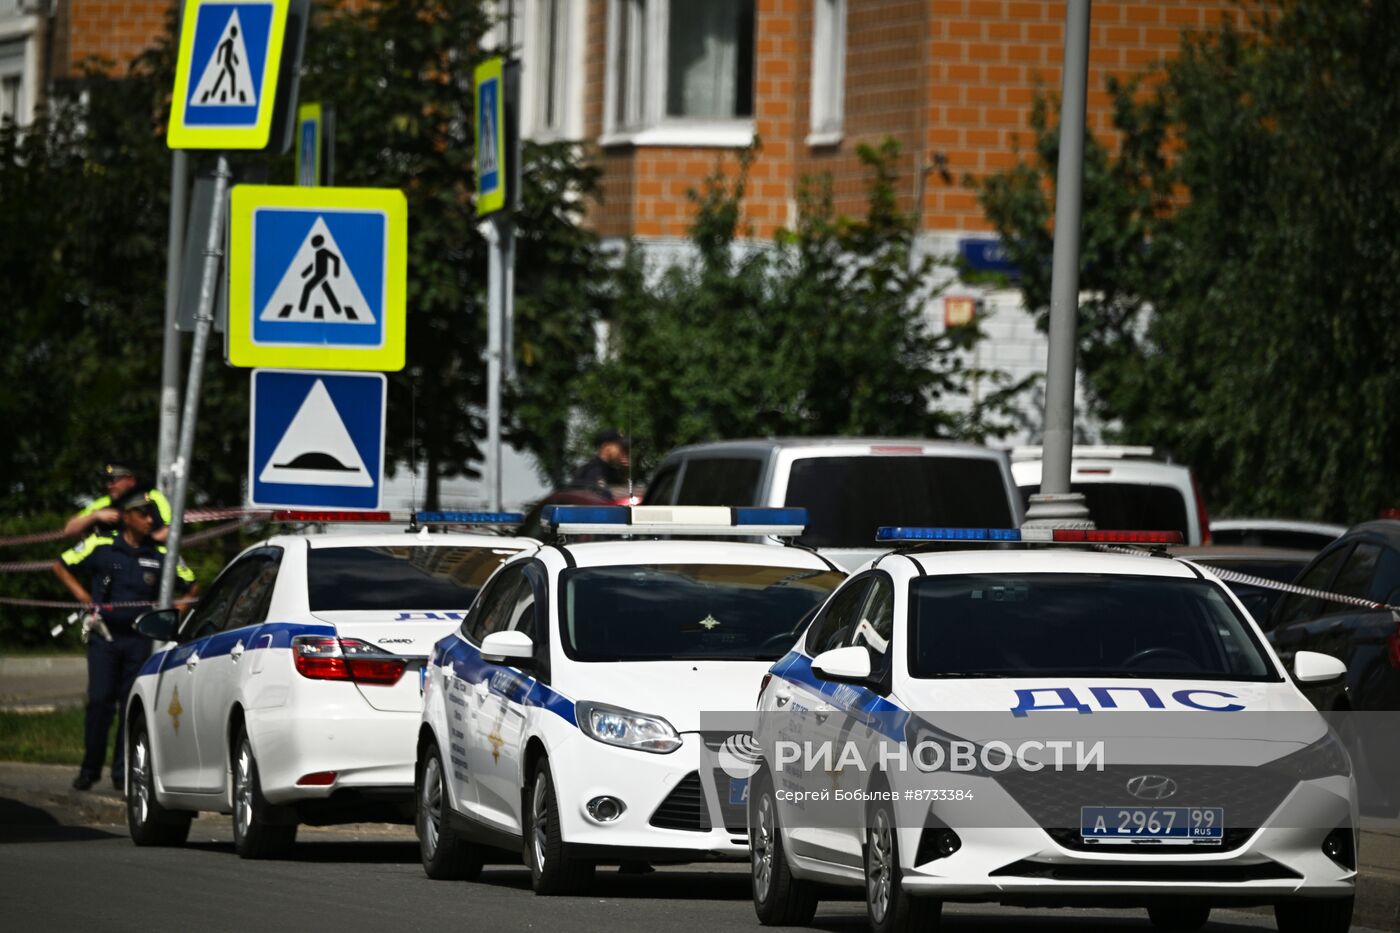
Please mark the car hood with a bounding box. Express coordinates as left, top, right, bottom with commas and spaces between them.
557, 660, 772, 733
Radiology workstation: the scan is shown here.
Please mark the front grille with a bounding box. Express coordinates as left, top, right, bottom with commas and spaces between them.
994, 764, 1297, 855
990, 859, 1301, 884
650, 771, 711, 832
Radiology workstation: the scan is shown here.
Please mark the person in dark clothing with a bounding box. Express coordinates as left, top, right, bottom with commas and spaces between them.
52, 489, 197, 791
63, 460, 171, 543
570, 429, 631, 491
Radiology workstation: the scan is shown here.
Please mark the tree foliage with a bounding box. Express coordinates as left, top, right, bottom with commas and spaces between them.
580, 140, 1027, 474
975, 2, 1400, 522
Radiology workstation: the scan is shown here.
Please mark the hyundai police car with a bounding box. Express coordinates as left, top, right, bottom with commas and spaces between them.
750, 527, 1359, 933
125, 511, 533, 857
415, 505, 846, 893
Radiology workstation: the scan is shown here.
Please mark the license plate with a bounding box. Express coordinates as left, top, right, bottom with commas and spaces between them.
1080, 806, 1224, 843
729, 777, 749, 806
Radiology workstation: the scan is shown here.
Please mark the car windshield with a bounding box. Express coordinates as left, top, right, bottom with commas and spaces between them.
786, 456, 1014, 548
308, 546, 516, 611
561, 564, 845, 661
908, 574, 1278, 680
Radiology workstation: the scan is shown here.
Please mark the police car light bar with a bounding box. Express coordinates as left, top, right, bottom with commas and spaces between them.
413, 511, 525, 525
875, 527, 1184, 545
271, 510, 393, 523
543, 505, 807, 537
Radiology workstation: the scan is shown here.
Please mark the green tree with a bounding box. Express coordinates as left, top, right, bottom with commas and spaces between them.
975, 3, 1400, 522
580, 140, 1027, 474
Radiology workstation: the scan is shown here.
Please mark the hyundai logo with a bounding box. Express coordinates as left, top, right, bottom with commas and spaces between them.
1125, 774, 1178, 800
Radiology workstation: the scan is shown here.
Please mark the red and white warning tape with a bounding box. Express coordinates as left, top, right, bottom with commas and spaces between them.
0, 507, 266, 549
0, 518, 257, 573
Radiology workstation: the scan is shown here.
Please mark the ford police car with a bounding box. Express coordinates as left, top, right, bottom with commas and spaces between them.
415, 505, 846, 893
750, 527, 1358, 933
124, 511, 534, 857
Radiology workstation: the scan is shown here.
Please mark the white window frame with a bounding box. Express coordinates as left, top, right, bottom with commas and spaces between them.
807, 0, 846, 147
602, 0, 756, 149
519, 0, 585, 142
0, 12, 40, 128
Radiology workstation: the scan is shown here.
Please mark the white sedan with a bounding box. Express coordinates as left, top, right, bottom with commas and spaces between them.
751, 526, 1358, 933
125, 511, 534, 858
416, 506, 846, 893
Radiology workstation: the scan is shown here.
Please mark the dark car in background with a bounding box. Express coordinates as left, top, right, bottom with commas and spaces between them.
1265, 519, 1400, 813
1171, 545, 1316, 622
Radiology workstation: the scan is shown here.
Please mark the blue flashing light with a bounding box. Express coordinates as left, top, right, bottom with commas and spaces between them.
733, 507, 808, 527
875, 527, 1021, 543
415, 511, 525, 525
543, 505, 630, 527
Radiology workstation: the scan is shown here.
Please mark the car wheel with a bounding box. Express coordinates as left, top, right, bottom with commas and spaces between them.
1147, 901, 1211, 931
232, 729, 297, 859
417, 741, 483, 880
1274, 896, 1354, 933
865, 797, 940, 933
126, 716, 191, 847
525, 756, 595, 895
750, 767, 819, 926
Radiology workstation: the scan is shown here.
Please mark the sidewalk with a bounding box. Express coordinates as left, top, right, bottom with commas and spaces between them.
0, 656, 87, 713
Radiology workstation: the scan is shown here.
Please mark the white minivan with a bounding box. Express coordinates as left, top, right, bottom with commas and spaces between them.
643, 438, 1024, 570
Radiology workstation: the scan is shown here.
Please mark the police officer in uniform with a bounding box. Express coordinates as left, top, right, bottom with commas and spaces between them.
63, 460, 172, 544
51, 489, 197, 791
569, 429, 631, 491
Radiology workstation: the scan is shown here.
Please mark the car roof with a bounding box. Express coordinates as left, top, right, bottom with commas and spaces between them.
263, 531, 538, 550
1210, 519, 1347, 537
657, 437, 1005, 459
1168, 545, 1316, 563
1338, 519, 1400, 548
551, 539, 842, 571
903, 548, 1199, 579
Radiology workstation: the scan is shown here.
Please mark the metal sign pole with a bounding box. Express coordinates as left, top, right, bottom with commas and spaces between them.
481, 217, 504, 512
158, 148, 189, 495
159, 154, 231, 608
1024, 0, 1093, 528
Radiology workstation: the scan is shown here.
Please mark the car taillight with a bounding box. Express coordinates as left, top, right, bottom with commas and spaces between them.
292, 636, 407, 686
758, 672, 772, 708
1191, 473, 1211, 545
1387, 620, 1400, 670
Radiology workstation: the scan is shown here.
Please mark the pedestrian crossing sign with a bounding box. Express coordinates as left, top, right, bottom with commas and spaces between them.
227, 185, 407, 371
169, 0, 289, 149
474, 56, 506, 216
295, 101, 322, 186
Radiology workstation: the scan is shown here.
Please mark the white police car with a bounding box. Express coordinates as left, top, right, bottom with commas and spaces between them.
415, 505, 846, 893
750, 527, 1359, 933
125, 510, 534, 857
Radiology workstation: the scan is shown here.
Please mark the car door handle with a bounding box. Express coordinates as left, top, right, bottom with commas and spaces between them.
772, 688, 793, 708
472, 681, 490, 703
185, 652, 200, 672
230, 641, 245, 662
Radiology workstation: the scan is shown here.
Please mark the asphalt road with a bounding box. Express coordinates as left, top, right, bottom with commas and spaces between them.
0, 803, 1390, 933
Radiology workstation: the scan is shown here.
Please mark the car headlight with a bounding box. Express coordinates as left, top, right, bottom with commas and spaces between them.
1273, 730, 1351, 781
576, 701, 682, 754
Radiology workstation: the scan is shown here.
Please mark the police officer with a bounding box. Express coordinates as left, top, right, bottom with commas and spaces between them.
63, 460, 172, 544
51, 489, 197, 791
569, 429, 631, 491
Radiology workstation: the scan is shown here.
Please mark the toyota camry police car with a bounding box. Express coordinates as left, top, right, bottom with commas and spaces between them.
749, 527, 1359, 933
415, 506, 846, 893
124, 511, 533, 857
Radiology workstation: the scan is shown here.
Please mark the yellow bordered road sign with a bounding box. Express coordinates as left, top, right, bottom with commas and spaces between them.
227, 185, 407, 371
474, 56, 506, 216
294, 101, 322, 185
169, 0, 290, 150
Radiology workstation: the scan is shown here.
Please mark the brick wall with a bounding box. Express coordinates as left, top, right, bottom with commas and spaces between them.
52, 0, 174, 79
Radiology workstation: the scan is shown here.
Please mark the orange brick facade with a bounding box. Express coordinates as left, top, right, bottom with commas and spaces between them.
586, 0, 1248, 240
50, 0, 174, 80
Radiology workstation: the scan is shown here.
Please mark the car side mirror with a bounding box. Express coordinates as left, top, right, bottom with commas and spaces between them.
481, 630, 534, 665
812, 645, 872, 684
135, 608, 180, 642
1293, 650, 1347, 686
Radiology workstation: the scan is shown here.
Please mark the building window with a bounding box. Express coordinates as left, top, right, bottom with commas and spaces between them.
605, 0, 756, 147
522, 0, 584, 140
808, 0, 845, 145
0, 36, 26, 127
0, 74, 19, 124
